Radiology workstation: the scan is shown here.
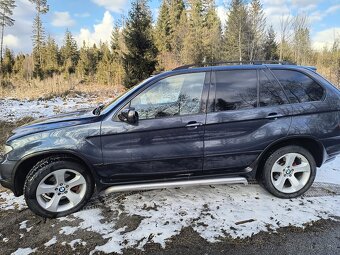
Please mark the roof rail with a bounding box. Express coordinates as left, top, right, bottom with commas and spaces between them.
172, 60, 295, 71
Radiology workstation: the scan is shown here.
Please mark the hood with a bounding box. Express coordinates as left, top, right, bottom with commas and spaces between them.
8, 109, 100, 142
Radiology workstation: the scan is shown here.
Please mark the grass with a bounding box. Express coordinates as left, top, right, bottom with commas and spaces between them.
0, 75, 125, 100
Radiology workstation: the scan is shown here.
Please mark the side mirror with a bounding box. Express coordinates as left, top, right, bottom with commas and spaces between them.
118, 108, 139, 124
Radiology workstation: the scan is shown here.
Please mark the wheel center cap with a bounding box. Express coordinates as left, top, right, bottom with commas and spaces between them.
285, 169, 292, 175
59, 187, 66, 192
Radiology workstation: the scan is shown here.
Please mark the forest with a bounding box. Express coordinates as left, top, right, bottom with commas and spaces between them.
0, 0, 339, 99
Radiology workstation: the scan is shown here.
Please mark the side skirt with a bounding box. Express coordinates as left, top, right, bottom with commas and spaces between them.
104, 176, 248, 194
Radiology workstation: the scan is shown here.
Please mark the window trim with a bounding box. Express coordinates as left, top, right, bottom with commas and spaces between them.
258, 69, 290, 108
268, 68, 326, 104
113, 71, 211, 121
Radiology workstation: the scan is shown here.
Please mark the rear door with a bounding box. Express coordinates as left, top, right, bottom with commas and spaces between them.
203, 68, 292, 173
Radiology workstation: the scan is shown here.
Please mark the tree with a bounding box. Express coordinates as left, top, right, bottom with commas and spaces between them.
123, 0, 158, 88
279, 14, 293, 61
60, 29, 79, 75
224, 0, 249, 61
291, 14, 311, 65
263, 26, 279, 60
0, 0, 15, 73
155, 0, 171, 52
43, 35, 59, 76
2, 47, 14, 75
30, 0, 49, 78
247, 0, 266, 60
202, 0, 222, 62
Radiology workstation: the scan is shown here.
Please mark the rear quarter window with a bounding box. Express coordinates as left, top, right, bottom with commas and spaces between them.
271, 69, 325, 103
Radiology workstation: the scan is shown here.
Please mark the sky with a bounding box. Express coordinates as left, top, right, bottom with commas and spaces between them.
3, 0, 340, 54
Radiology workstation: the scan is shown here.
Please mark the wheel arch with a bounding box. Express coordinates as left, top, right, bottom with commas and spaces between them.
253, 136, 325, 180
12, 150, 99, 196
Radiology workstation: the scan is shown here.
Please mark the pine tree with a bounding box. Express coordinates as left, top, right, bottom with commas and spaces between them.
155, 0, 171, 52
110, 24, 124, 85
224, 0, 249, 61
2, 47, 14, 75
202, 0, 222, 62
247, 0, 266, 60
181, 0, 205, 64
168, 0, 185, 62
263, 26, 279, 60
43, 35, 59, 76
123, 0, 158, 88
60, 29, 79, 75
96, 42, 113, 84
0, 0, 16, 73
29, 0, 49, 79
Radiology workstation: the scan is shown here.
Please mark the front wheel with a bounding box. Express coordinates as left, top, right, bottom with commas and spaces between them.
261, 145, 316, 198
24, 157, 94, 218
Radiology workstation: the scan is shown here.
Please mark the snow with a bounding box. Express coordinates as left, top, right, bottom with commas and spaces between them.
44, 236, 57, 247
0, 96, 340, 253
19, 220, 32, 232
315, 157, 340, 184
0, 96, 107, 122
10, 248, 37, 255
68, 239, 87, 250
0, 191, 27, 211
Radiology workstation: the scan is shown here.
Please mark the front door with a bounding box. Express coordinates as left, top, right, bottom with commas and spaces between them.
100, 71, 210, 181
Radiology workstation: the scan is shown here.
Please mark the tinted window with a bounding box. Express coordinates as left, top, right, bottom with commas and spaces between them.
215, 70, 257, 111
259, 70, 288, 107
130, 72, 205, 119
272, 70, 324, 103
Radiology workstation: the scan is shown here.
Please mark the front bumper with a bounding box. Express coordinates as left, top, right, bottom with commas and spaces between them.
0, 155, 16, 193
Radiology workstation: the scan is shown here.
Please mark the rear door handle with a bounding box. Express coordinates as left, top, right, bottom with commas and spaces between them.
186, 121, 203, 129
266, 112, 284, 119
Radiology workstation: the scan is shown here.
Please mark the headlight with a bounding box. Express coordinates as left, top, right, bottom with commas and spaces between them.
3, 145, 13, 155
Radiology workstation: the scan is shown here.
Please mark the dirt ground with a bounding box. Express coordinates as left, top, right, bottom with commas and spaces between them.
0, 192, 339, 255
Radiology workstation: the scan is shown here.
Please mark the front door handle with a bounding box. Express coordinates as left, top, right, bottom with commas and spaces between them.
266, 112, 284, 119
186, 121, 203, 129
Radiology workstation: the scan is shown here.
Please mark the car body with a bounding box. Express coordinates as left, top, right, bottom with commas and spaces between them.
1, 62, 340, 217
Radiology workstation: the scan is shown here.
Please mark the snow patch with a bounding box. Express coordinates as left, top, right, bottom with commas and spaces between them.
0, 96, 107, 122
69, 239, 87, 250
10, 248, 37, 255
315, 157, 340, 184
44, 236, 57, 247
19, 220, 32, 232
0, 191, 26, 211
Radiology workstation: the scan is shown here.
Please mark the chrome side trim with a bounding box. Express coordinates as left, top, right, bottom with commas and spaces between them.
104, 177, 248, 194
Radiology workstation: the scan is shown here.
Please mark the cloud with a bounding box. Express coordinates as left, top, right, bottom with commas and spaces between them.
3, 34, 19, 49
4, 0, 35, 53
312, 27, 340, 50
52, 11, 75, 27
75, 12, 91, 18
91, 0, 128, 13
217, 6, 227, 28
75, 11, 114, 47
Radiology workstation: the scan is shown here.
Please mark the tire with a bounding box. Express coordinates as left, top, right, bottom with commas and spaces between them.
261, 145, 316, 198
24, 156, 94, 218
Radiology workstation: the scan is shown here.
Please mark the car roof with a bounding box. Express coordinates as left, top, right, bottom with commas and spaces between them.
165, 64, 317, 75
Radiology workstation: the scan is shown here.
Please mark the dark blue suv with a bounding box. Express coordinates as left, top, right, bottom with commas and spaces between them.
1, 62, 340, 218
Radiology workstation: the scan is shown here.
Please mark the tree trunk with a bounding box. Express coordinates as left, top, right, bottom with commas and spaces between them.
0, 14, 5, 75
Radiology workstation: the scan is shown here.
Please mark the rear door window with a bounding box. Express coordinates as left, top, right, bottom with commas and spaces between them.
214, 70, 258, 112
259, 70, 288, 107
271, 70, 324, 103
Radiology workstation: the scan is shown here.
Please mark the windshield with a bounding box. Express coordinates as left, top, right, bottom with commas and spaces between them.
99, 76, 155, 115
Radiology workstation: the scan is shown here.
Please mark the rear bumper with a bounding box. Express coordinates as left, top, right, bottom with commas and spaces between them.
0, 155, 16, 194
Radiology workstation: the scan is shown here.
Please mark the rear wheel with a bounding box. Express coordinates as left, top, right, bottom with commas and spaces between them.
261, 145, 316, 198
24, 157, 94, 218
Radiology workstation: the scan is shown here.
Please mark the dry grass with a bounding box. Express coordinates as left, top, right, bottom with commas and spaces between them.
0, 75, 126, 100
